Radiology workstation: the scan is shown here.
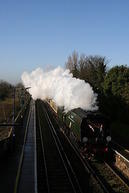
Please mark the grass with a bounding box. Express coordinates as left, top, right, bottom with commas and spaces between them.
0, 97, 20, 123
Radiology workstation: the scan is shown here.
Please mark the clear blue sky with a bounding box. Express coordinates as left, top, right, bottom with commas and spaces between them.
0, 0, 129, 83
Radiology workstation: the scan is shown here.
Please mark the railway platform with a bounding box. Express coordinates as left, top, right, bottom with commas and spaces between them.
14, 100, 37, 193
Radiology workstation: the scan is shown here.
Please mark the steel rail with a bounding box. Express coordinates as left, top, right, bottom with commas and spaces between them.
65, 133, 129, 193
111, 140, 129, 163
45, 101, 111, 193
46, 100, 129, 193
40, 103, 78, 193
61, 127, 110, 193
43, 106, 82, 193
36, 102, 50, 193
33, 101, 38, 193
104, 161, 129, 189
113, 148, 129, 163
63, 128, 129, 193
112, 140, 129, 153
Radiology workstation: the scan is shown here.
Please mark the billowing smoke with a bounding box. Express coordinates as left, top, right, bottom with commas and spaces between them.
21, 66, 98, 112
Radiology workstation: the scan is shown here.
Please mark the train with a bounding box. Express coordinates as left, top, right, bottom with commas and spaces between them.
47, 99, 111, 156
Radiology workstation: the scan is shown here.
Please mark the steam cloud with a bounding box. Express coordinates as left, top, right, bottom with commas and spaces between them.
21, 66, 98, 112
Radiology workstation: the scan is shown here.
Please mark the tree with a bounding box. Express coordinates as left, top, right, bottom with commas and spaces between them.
103, 65, 129, 121
79, 55, 107, 91
65, 51, 79, 78
65, 52, 108, 92
0, 80, 13, 100
103, 65, 129, 102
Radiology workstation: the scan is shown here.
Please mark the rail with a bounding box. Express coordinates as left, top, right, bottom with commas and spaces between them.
46, 100, 129, 193
37, 100, 80, 193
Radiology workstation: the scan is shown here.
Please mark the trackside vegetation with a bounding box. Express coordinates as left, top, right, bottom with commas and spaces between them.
65, 51, 129, 146
0, 55, 129, 146
0, 81, 26, 123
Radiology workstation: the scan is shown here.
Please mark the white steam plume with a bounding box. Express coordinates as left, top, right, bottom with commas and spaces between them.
21, 66, 98, 112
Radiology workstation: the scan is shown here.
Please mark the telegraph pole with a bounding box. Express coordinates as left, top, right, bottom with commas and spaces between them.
13, 86, 15, 135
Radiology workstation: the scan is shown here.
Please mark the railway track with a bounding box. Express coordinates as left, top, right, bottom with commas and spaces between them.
56, 128, 129, 193
68, 133, 129, 193
36, 100, 90, 193
89, 159, 129, 193
45, 100, 129, 193
110, 140, 129, 180
43, 100, 106, 193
